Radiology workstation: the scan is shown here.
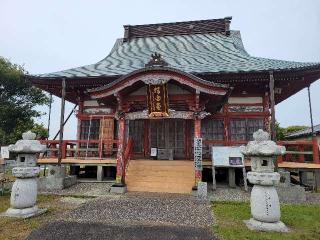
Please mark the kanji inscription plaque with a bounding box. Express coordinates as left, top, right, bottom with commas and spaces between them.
147, 84, 169, 117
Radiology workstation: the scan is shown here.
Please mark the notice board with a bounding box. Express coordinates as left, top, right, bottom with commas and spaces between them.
211, 146, 244, 167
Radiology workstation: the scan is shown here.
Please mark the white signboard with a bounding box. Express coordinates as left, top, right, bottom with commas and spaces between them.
150, 148, 157, 157
0, 146, 9, 159
212, 146, 244, 167
194, 137, 202, 170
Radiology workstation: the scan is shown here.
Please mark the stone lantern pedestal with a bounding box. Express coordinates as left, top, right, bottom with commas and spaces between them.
241, 130, 289, 232
2, 131, 47, 218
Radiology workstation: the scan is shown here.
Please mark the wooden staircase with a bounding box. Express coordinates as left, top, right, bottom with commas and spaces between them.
125, 160, 195, 193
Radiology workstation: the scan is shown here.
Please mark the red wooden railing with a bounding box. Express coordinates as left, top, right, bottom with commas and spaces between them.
277, 137, 320, 164
40, 139, 119, 159
202, 138, 320, 165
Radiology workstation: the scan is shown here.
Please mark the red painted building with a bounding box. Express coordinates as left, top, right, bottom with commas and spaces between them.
28, 18, 320, 192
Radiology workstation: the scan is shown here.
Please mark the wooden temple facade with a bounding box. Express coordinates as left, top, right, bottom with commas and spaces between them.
28, 17, 320, 192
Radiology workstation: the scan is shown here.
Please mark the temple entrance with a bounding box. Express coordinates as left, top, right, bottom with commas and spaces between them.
128, 119, 187, 159
150, 119, 185, 159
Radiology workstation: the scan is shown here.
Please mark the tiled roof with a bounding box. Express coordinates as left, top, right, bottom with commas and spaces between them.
285, 124, 320, 138
36, 30, 320, 79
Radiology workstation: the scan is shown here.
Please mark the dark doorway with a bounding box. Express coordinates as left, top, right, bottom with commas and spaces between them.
149, 119, 185, 159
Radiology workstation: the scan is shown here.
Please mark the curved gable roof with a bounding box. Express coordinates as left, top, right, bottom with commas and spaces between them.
34, 30, 320, 79
88, 67, 230, 99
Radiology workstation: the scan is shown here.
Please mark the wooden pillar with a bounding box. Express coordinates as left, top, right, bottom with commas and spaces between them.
143, 120, 149, 158
58, 78, 66, 166
228, 168, 236, 188
47, 94, 53, 139
307, 84, 319, 164
194, 118, 202, 183
185, 120, 191, 159
269, 72, 278, 171
307, 85, 314, 134
315, 169, 320, 191
116, 116, 125, 184
223, 104, 229, 145
269, 71, 276, 141
263, 92, 271, 132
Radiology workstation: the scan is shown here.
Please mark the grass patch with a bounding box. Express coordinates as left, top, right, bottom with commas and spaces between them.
213, 201, 320, 240
0, 194, 78, 240
3, 169, 15, 182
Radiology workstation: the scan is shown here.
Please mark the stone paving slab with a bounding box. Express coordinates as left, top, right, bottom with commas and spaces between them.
27, 221, 217, 240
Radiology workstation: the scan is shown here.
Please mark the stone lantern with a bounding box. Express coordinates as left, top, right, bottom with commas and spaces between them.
240, 129, 288, 232
4, 131, 47, 218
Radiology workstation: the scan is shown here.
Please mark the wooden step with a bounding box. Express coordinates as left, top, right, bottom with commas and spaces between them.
126, 170, 194, 177
129, 160, 193, 166
126, 160, 195, 194
126, 176, 194, 184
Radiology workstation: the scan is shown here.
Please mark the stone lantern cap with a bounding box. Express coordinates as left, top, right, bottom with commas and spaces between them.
240, 129, 285, 157
8, 131, 47, 153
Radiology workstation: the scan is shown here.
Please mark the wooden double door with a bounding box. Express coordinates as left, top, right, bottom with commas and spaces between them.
129, 119, 187, 159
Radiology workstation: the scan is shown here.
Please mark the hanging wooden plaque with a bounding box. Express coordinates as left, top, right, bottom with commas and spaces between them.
147, 84, 169, 117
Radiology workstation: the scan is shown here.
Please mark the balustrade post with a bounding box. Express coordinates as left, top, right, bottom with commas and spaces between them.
61, 141, 67, 159
312, 137, 319, 164
98, 140, 103, 159
298, 145, 305, 163
277, 155, 283, 164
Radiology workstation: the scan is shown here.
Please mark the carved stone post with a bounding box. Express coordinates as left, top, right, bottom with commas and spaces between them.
3, 131, 47, 218
241, 129, 288, 232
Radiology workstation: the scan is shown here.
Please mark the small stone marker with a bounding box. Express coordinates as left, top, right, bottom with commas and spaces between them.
197, 181, 207, 200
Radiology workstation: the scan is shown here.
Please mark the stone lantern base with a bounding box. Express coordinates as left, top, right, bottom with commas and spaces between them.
244, 172, 289, 232
3, 206, 47, 219
245, 218, 289, 232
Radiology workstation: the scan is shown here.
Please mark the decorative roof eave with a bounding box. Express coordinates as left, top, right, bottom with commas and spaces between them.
87, 67, 230, 99
26, 62, 320, 84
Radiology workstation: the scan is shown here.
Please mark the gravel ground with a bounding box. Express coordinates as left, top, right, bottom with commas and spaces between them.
39, 182, 114, 196
27, 221, 217, 240
306, 192, 320, 203
28, 192, 216, 240
60, 192, 214, 227
40, 182, 320, 204
208, 185, 250, 202
59, 196, 92, 205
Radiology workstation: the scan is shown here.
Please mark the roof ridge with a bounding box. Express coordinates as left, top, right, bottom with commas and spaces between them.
123, 17, 232, 41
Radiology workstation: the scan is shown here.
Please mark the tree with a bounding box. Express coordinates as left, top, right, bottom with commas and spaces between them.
275, 121, 286, 140
0, 57, 49, 145
275, 121, 307, 140
285, 125, 307, 134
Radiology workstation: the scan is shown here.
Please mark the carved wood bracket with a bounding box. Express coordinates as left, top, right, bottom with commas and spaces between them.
125, 109, 210, 120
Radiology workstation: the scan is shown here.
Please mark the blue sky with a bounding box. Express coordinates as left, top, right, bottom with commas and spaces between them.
1, 0, 319, 139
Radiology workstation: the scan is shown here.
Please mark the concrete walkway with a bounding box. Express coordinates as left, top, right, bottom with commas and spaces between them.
27, 192, 217, 240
